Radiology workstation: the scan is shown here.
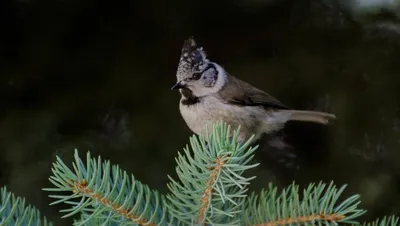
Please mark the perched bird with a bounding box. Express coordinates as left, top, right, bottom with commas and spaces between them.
171, 37, 336, 143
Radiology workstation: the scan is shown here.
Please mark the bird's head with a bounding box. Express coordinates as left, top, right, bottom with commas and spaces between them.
171, 37, 227, 97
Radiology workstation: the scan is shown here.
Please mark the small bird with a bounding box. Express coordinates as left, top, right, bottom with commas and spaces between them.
171, 37, 336, 143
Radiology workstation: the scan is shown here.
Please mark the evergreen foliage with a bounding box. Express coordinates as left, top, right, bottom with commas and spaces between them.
43, 151, 177, 225
0, 121, 399, 225
166, 123, 259, 225
0, 186, 52, 226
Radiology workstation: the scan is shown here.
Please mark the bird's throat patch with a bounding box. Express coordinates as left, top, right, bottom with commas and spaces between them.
180, 88, 200, 106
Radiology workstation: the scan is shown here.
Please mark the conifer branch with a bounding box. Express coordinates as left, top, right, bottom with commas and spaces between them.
0, 186, 52, 226
198, 155, 225, 223
357, 215, 399, 226
43, 150, 178, 226
252, 213, 345, 226
35, 121, 399, 226
166, 122, 260, 225
71, 179, 155, 226
241, 181, 367, 225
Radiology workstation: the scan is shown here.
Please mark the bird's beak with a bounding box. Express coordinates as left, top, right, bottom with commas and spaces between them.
171, 81, 186, 90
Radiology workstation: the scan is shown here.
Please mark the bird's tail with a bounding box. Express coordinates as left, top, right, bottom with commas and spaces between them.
282, 110, 336, 124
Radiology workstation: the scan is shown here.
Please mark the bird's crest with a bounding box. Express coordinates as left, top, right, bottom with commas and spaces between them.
176, 37, 209, 81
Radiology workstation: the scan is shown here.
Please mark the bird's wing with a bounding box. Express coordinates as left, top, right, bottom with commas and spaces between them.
218, 75, 289, 110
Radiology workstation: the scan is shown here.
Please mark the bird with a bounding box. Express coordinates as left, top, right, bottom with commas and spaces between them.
171, 37, 336, 144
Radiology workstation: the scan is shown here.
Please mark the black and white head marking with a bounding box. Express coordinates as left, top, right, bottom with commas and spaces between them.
173, 37, 227, 99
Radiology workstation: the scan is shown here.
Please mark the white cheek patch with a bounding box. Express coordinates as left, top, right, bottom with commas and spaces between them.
189, 63, 228, 97
210, 79, 217, 87
212, 63, 228, 91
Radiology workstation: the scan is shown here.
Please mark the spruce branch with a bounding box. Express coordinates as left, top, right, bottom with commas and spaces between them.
357, 215, 399, 226
242, 181, 367, 225
166, 122, 260, 225
38, 121, 399, 226
0, 186, 52, 226
43, 150, 177, 226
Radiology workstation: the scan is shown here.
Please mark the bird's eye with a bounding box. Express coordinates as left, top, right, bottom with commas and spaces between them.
192, 73, 202, 80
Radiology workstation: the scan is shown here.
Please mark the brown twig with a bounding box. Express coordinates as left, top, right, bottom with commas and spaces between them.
198, 156, 226, 224
72, 179, 156, 226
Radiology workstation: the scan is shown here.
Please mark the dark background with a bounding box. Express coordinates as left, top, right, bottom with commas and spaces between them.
1, 0, 400, 225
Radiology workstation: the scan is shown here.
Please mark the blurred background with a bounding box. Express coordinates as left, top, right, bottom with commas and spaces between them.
1, 0, 400, 225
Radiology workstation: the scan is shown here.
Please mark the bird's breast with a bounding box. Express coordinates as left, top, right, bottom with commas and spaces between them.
179, 96, 266, 142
